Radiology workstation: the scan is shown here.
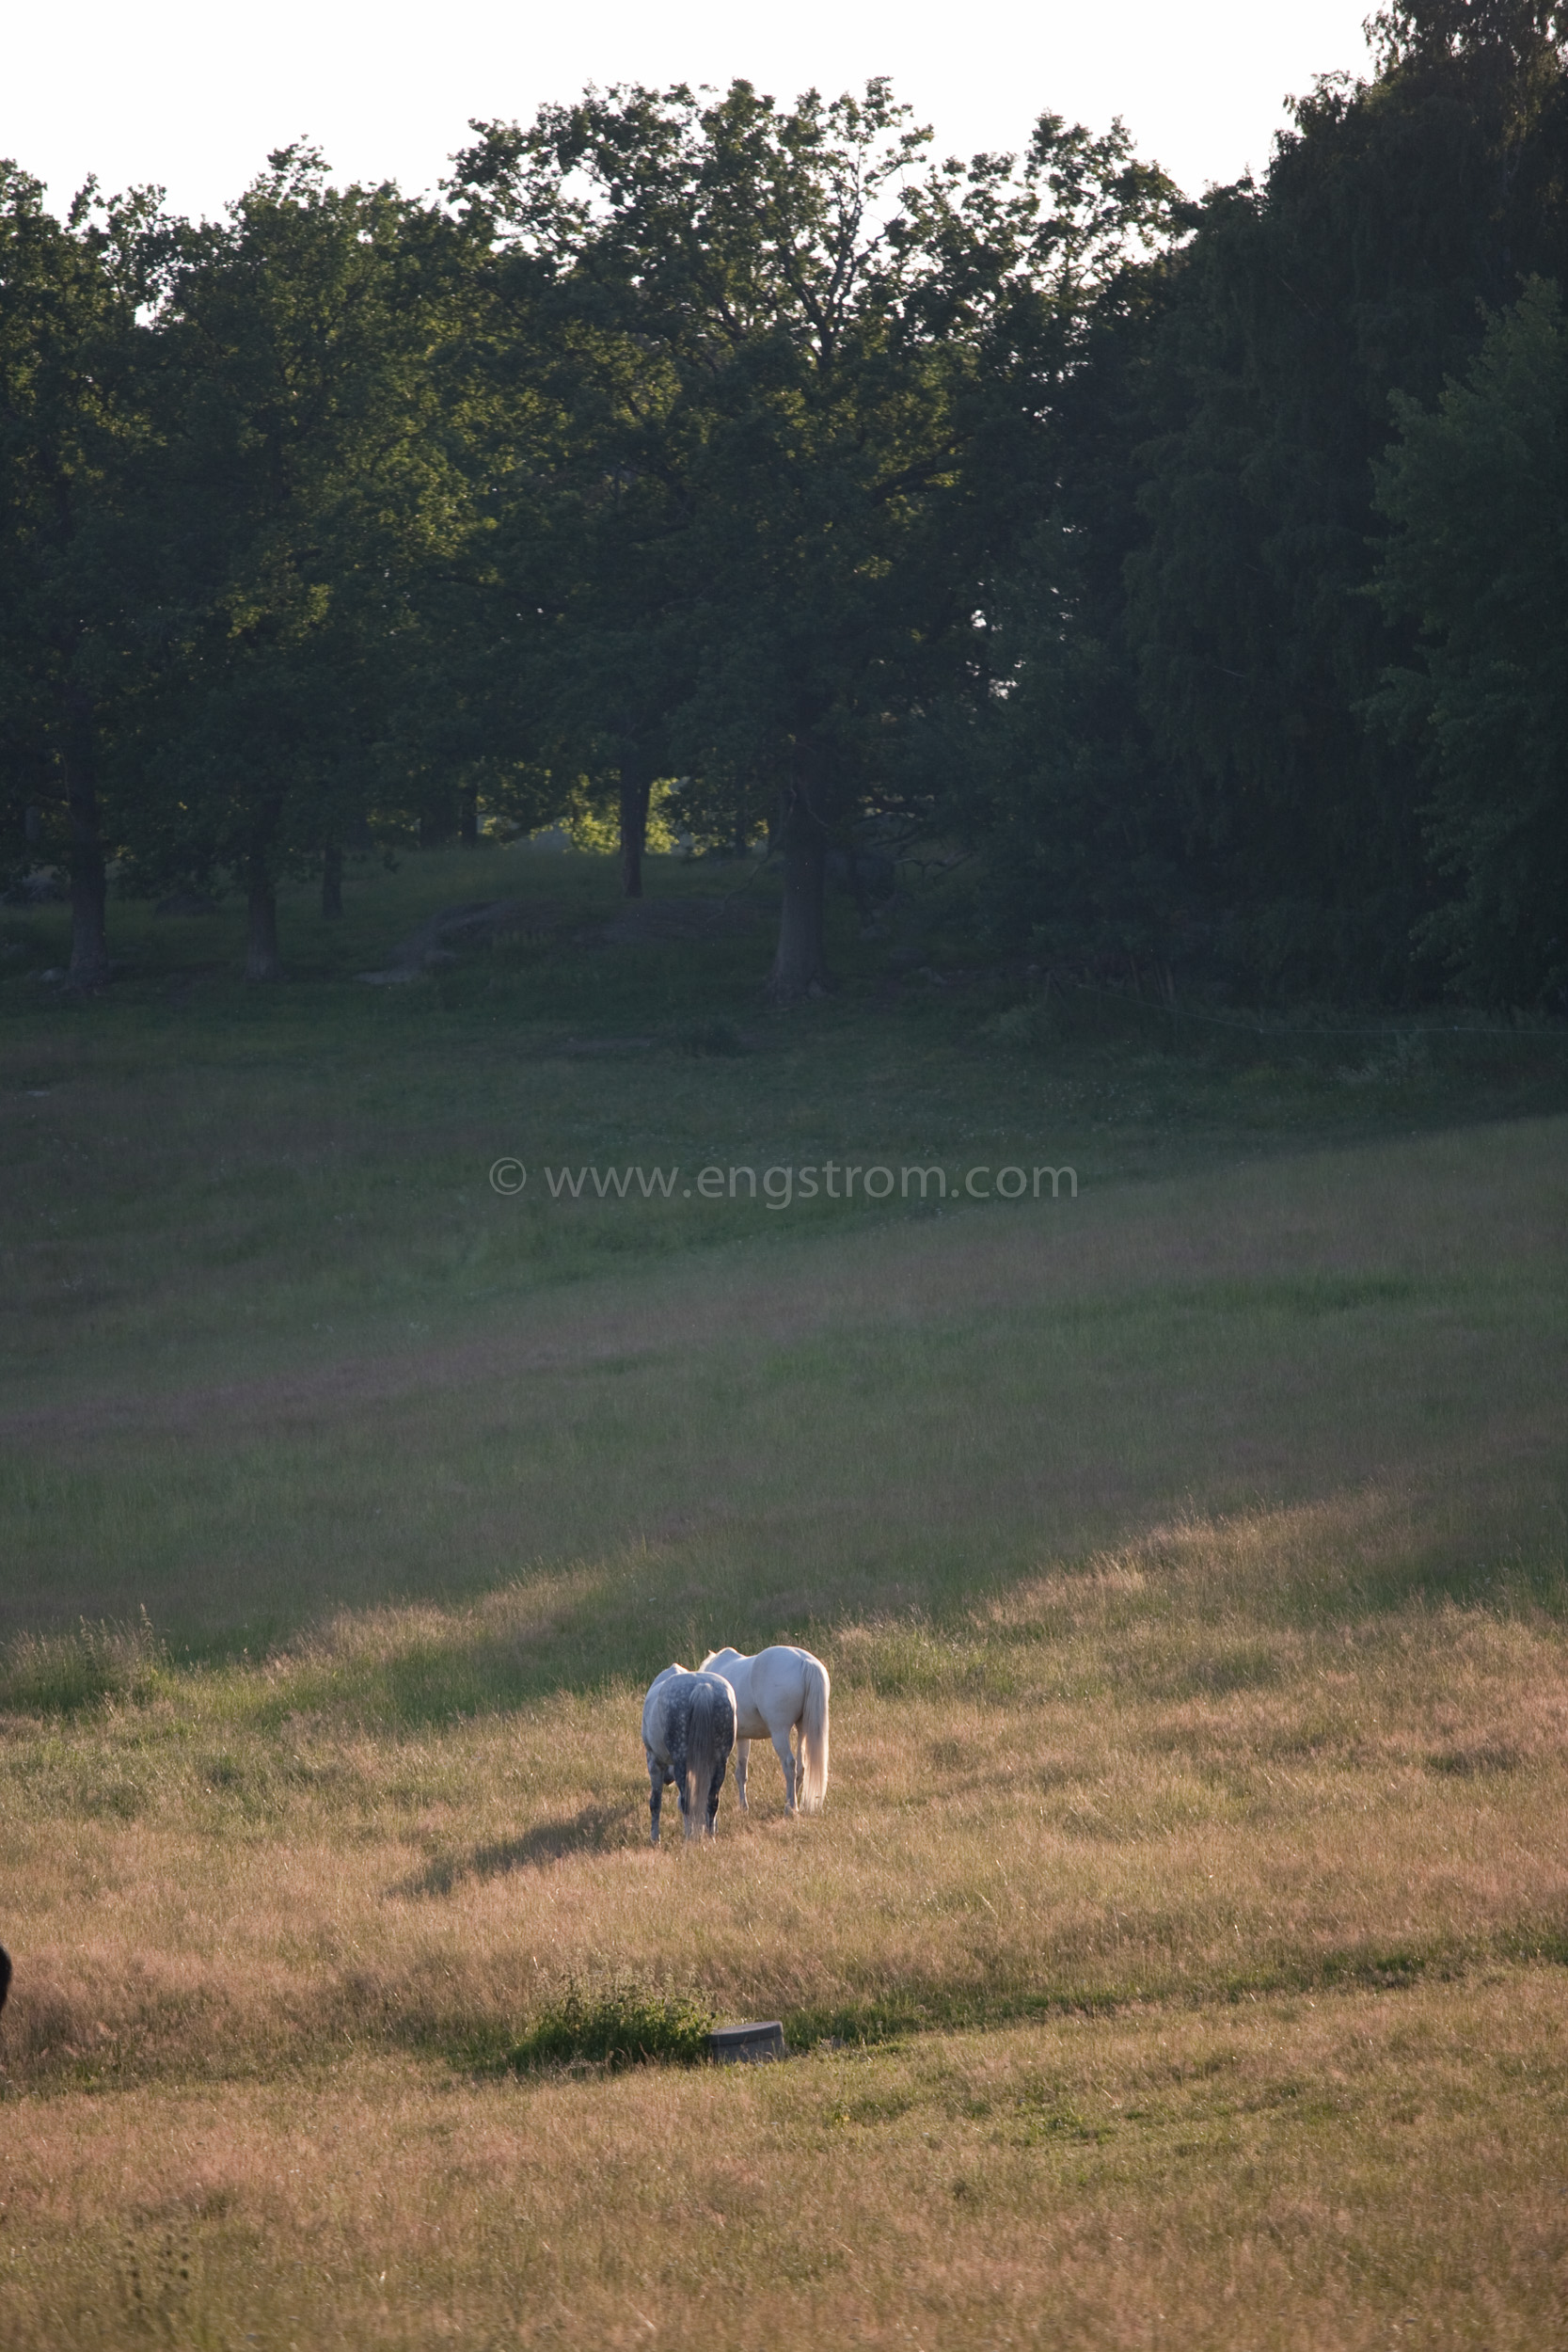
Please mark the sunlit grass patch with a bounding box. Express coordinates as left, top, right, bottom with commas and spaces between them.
0, 1610, 166, 1717
270, 1571, 613, 1729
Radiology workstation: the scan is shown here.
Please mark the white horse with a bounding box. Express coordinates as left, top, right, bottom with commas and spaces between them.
641, 1665, 736, 1843
699, 1645, 830, 1816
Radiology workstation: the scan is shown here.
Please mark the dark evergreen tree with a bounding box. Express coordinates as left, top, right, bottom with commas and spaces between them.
1127, 0, 1568, 997
942, 150, 1186, 973
1372, 275, 1568, 1006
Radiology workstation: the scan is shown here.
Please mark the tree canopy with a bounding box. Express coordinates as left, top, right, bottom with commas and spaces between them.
3, 26, 1566, 1009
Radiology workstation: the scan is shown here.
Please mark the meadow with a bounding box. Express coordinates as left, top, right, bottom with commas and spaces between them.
2, 845, 1566, 2347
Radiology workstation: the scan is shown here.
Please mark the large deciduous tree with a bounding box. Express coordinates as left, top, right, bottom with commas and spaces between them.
119, 149, 478, 975
0, 165, 166, 983
455, 82, 1178, 994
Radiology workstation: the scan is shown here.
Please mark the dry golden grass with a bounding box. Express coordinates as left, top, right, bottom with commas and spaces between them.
3, 1491, 1566, 2093
4, 1976, 1567, 2349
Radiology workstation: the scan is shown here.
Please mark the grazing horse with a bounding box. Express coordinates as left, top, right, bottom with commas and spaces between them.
641, 1665, 736, 1843
699, 1645, 830, 1816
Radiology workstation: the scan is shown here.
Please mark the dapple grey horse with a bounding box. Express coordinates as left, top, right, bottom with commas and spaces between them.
641, 1665, 737, 1842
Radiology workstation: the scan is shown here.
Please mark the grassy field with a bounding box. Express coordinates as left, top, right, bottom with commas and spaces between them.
2, 846, 1566, 2347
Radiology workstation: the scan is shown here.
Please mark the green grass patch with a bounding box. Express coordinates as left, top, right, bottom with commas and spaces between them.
505, 1975, 716, 2072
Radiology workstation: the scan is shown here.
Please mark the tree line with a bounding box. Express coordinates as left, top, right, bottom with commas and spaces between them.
3, 0, 1565, 1007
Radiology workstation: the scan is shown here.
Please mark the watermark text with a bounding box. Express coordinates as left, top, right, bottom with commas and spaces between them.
488, 1159, 1076, 1206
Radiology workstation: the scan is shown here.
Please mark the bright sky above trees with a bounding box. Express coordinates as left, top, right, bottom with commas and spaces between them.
8, 0, 1374, 220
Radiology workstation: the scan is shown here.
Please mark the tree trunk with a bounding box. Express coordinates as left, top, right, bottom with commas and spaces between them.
321, 841, 343, 919
619, 744, 653, 898
245, 814, 283, 980
61, 690, 110, 988
246, 875, 282, 979
459, 784, 479, 848
767, 749, 832, 1002
615, 743, 653, 898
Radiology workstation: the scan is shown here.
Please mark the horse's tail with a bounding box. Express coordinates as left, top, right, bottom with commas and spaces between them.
684, 1678, 733, 1840
797, 1656, 830, 1814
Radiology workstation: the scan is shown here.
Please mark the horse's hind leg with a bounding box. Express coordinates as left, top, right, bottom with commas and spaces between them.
771, 1727, 797, 1814
647, 1751, 664, 1845
734, 1739, 751, 1810
705, 1761, 725, 1838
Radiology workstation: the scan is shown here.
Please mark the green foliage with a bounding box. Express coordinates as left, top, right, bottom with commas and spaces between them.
1372, 277, 1568, 1006
508, 1974, 715, 2071
453, 84, 1180, 989
557, 777, 684, 853
1127, 0, 1568, 997
0, 163, 171, 977
5, 35, 1568, 1006
110, 150, 487, 959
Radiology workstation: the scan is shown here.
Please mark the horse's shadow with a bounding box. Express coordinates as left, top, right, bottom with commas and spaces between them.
399, 1802, 634, 1899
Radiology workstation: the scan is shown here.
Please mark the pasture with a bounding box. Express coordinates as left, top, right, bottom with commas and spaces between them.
2, 846, 1566, 2347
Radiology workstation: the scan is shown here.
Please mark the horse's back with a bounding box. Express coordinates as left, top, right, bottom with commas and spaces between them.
645, 1662, 740, 1758
699, 1646, 755, 1730
753, 1643, 826, 1720
703, 1643, 826, 1737
641, 1662, 688, 1757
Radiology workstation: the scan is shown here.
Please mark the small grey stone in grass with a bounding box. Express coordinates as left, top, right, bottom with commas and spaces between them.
708, 2021, 786, 2063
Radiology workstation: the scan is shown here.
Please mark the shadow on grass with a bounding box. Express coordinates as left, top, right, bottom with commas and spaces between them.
779, 1927, 1568, 2054
401, 1800, 635, 1897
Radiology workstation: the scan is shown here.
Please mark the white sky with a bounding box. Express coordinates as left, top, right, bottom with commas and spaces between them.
7, 0, 1377, 223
